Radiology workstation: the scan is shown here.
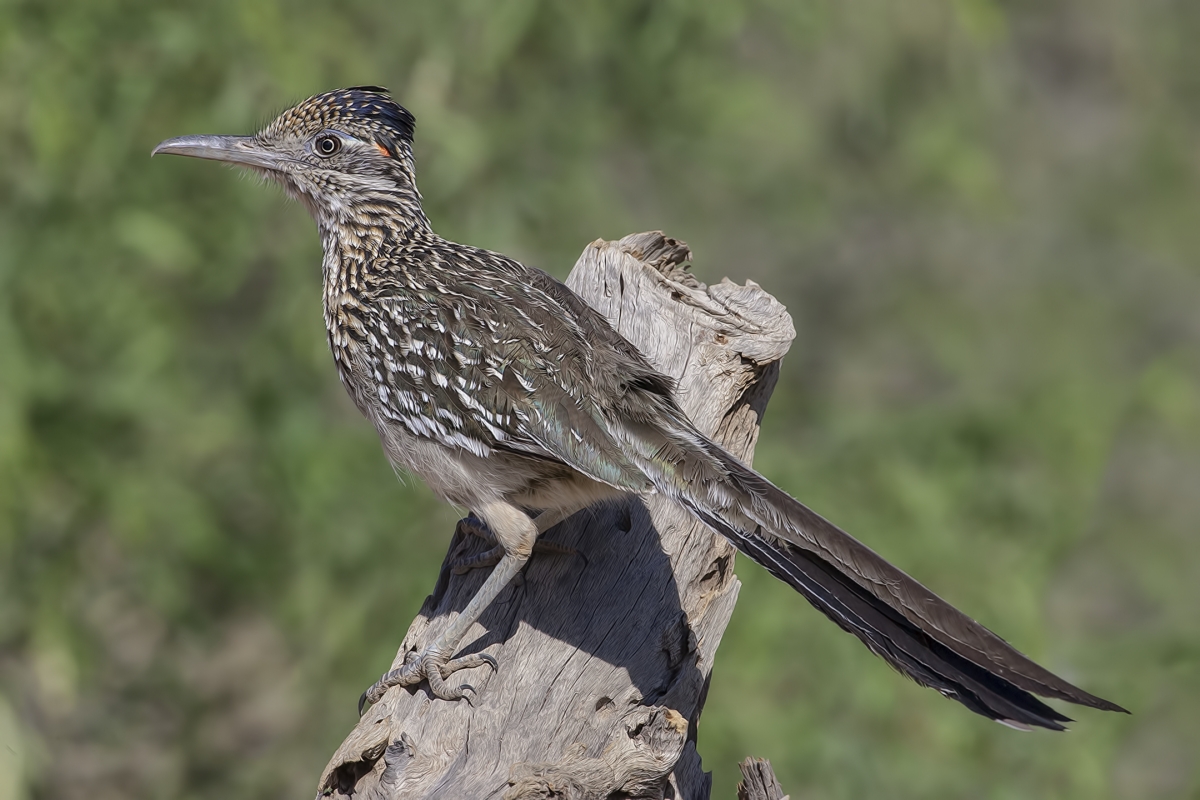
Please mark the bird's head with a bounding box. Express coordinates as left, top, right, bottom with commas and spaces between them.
153, 87, 426, 231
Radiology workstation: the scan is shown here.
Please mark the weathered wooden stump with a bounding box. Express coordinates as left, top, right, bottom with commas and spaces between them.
318, 232, 795, 800
736, 758, 789, 800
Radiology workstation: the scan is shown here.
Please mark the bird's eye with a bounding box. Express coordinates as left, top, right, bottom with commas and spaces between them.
314, 135, 341, 157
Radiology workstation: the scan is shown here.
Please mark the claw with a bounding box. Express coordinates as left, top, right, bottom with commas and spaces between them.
358, 648, 498, 714
463, 652, 498, 672
451, 545, 504, 574
450, 516, 503, 574
450, 532, 580, 576
455, 514, 492, 541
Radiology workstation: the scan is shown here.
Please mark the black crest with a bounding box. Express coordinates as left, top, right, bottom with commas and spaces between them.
335, 86, 416, 146
261, 87, 419, 152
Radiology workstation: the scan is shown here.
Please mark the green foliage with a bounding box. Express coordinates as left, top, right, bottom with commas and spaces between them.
2, 1, 1198, 797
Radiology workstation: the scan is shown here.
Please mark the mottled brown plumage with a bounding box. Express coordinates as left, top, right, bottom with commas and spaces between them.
154, 87, 1126, 729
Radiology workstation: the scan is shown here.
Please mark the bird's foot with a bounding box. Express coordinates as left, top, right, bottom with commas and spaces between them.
450, 540, 578, 575
455, 513, 493, 542
451, 514, 500, 574
358, 647, 498, 714
451, 545, 505, 574
451, 514, 578, 575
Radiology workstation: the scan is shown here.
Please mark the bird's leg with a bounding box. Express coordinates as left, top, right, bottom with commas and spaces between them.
531, 504, 583, 535
360, 501, 540, 711
449, 505, 581, 575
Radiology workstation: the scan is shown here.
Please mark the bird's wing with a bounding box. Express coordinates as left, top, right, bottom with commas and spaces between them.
367, 270, 655, 493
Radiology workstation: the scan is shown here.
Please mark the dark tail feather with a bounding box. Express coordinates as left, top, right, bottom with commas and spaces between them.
685, 500, 1072, 729
669, 439, 1128, 730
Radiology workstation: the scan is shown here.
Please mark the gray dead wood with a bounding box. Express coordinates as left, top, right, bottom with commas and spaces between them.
736, 758, 789, 800
317, 232, 796, 800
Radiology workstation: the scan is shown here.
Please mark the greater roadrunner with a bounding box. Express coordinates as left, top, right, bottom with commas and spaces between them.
154, 87, 1125, 730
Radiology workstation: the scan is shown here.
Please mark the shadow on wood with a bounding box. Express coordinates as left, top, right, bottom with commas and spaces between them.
318, 232, 795, 800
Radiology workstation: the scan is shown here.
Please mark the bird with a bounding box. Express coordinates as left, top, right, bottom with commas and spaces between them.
153, 86, 1126, 731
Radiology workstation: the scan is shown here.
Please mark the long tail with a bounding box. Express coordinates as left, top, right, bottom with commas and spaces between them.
645, 421, 1127, 730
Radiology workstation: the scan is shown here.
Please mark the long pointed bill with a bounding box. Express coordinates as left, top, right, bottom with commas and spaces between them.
152, 134, 283, 172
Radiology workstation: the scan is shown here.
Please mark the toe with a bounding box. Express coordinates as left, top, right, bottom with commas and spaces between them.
450, 545, 504, 574
455, 514, 494, 541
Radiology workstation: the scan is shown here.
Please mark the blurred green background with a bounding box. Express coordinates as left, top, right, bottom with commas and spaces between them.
2, 1, 1198, 798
